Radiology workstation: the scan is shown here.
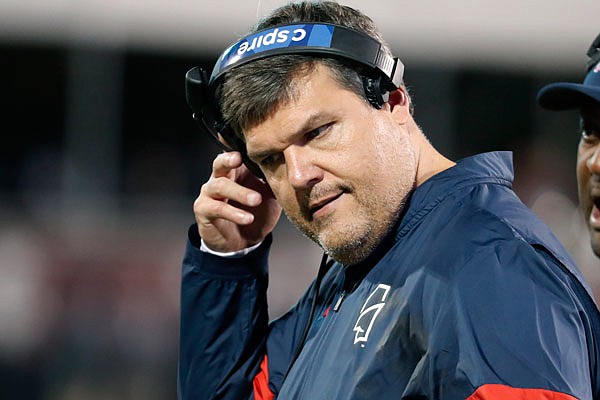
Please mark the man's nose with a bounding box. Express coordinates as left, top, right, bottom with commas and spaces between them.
285, 146, 324, 190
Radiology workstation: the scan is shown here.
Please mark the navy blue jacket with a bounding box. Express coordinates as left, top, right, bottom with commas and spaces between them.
179, 152, 600, 399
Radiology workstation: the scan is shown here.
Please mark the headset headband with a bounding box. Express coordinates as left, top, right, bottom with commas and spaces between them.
210, 23, 403, 89
186, 22, 405, 178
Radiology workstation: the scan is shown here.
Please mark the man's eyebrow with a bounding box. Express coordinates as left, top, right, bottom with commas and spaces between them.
289, 112, 331, 139
247, 112, 332, 160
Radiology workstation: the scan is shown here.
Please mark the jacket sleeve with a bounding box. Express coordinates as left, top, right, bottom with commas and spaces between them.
416, 239, 598, 400
178, 225, 271, 400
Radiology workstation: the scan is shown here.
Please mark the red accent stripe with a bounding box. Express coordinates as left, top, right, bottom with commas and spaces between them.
253, 355, 274, 400
467, 384, 578, 400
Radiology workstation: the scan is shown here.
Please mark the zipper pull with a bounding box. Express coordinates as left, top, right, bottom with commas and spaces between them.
333, 291, 346, 312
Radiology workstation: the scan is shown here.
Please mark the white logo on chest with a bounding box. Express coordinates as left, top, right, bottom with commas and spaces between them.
352, 284, 391, 347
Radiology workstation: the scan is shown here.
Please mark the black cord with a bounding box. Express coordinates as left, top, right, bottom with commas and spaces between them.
281, 252, 333, 383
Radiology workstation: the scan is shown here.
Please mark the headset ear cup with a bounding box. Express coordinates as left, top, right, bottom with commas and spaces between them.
362, 76, 386, 109
185, 67, 208, 117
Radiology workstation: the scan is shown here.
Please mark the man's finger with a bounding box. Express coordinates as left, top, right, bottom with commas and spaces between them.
212, 151, 243, 178
200, 177, 262, 207
195, 197, 255, 226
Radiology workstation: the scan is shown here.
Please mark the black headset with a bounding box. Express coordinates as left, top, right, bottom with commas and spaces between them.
185, 22, 404, 178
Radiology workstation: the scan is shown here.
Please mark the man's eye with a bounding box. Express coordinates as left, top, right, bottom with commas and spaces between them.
581, 126, 600, 144
306, 123, 332, 140
259, 153, 281, 167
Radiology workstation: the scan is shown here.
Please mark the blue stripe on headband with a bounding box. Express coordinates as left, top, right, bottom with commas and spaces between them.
216, 24, 334, 75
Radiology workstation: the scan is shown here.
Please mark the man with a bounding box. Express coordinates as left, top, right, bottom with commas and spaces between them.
179, 2, 600, 399
537, 32, 600, 258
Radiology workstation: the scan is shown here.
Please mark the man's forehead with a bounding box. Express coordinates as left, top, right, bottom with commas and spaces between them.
246, 109, 334, 144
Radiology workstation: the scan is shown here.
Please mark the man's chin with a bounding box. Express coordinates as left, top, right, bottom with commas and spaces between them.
314, 223, 373, 265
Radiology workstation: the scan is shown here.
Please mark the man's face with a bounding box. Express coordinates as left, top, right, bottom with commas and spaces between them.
577, 102, 600, 256
245, 64, 417, 264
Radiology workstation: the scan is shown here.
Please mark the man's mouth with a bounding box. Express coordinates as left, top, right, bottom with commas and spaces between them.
309, 192, 344, 217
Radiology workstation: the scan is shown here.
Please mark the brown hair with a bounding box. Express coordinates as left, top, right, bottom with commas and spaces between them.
218, 1, 410, 137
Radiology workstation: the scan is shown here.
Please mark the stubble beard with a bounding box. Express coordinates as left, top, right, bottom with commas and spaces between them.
317, 197, 403, 265
284, 117, 418, 265
285, 184, 412, 265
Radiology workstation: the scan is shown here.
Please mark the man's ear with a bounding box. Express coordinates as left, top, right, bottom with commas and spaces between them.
387, 88, 410, 124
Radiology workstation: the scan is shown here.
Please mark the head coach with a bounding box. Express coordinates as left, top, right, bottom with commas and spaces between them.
179, 2, 600, 399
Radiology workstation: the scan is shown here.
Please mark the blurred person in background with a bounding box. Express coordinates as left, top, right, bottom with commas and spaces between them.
179, 1, 600, 399
538, 32, 600, 259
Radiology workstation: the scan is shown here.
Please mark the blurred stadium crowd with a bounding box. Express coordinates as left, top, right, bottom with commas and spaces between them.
2, 4, 600, 399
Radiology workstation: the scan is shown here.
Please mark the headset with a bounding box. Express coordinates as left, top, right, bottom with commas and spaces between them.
185, 23, 404, 382
185, 22, 405, 178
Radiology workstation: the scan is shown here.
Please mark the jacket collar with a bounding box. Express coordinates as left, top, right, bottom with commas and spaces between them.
397, 151, 514, 238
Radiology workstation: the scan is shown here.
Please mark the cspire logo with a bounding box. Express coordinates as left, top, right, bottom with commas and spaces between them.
352, 284, 391, 347
594, 61, 600, 74
237, 27, 307, 56
218, 24, 334, 72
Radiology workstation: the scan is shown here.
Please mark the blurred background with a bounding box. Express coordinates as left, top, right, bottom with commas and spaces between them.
1, 0, 599, 398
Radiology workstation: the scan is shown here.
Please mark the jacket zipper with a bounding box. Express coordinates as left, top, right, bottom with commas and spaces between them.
333, 291, 346, 312
294, 289, 345, 397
